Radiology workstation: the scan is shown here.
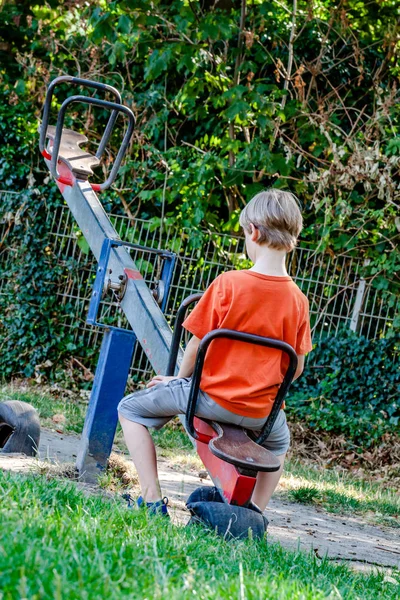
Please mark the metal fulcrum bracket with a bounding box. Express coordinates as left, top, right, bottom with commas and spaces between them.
87, 237, 176, 331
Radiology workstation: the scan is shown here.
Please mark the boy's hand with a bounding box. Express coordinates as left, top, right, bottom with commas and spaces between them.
146, 375, 178, 388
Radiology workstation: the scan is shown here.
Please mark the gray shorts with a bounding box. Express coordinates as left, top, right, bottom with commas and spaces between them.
118, 378, 290, 456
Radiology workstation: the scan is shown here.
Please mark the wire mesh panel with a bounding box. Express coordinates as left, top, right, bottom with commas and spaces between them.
288, 248, 362, 337
358, 286, 399, 339
1, 195, 398, 383
49, 206, 400, 373
0, 191, 20, 299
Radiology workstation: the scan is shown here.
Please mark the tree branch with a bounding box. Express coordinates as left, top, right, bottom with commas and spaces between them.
227, 0, 247, 214
281, 0, 297, 109
271, 0, 297, 145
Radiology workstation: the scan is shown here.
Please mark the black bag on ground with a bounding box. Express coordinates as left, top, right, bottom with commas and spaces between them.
186, 485, 224, 504
0, 401, 40, 456
186, 485, 268, 540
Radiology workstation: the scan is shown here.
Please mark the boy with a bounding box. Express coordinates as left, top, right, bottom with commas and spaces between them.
118, 189, 312, 516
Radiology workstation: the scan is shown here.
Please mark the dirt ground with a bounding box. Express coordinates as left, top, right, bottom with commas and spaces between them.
1, 428, 399, 573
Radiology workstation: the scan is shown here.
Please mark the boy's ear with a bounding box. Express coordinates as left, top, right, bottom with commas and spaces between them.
249, 223, 260, 242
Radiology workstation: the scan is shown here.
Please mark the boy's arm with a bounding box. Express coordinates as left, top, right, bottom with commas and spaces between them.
146, 335, 200, 388
177, 335, 201, 377
293, 355, 305, 381
148, 275, 225, 388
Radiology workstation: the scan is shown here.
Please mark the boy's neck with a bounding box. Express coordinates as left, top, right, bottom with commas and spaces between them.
249, 246, 289, 277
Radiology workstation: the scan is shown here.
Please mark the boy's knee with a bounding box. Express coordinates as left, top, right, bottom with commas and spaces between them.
117, 389, 147, 423
117, 396, 127, 415
117, 394, 134, 422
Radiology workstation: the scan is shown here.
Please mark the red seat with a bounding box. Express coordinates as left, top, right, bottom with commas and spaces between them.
209, 421, 281, 472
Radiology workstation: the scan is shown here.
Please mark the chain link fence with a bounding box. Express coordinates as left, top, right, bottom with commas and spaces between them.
1, 194, 398, 382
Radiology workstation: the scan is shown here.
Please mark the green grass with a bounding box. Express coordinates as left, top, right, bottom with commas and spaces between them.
288, 485, 322, 504
0, 470, 398, 599
151, 420, 194, 453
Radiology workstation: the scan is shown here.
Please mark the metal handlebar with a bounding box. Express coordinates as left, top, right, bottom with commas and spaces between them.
166, 295, 298, 446
39, 76, 122, 159
45, 95, 135, 191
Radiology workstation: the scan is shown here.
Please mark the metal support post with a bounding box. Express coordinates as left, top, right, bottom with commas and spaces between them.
76, 328, 136, 481
350, 260, 370, 333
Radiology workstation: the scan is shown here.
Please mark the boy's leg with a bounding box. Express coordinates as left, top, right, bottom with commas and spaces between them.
247, 410, 290, 511
119, 415, 162, 502
118, 379, 192, 504
251, 452, 286, 512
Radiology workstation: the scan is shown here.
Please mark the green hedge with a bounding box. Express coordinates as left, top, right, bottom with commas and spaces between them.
288, 331, 399, 445
0, 188, 99, 381
1, 1, 399, 292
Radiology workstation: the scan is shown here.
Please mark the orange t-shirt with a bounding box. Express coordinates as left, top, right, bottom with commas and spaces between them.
182, 270, 312, 419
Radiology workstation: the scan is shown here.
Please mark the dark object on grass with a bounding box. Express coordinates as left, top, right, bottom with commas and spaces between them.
187, 485, 224, 504
186, 486, 268, 540
0, 401, 40, 456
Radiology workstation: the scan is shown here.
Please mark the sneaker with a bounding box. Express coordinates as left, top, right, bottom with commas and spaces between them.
122, 493, 170, 518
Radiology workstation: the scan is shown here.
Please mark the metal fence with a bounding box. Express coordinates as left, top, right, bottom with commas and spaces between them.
1, 195, 398, 382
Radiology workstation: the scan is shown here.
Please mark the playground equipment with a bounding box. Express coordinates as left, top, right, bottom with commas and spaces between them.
39, 76, 298, 538
39, 76, 178, 479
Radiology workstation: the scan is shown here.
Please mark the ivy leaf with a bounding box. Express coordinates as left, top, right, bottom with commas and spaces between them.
76, 235, 90, 255
224, 101, 251, 120
117, 14, 131, 34
89, 11, 114, 44
244, 183, 264, 200
144, 49, 172, 81
14, 80, 25, 95
177, 52, 195, 74
108, 41, 126, 66
200, 21, 220, 40
385, 138, 400, 156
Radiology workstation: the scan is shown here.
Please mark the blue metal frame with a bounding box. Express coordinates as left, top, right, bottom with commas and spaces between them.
49, 180, 183, 480
75, 328, 137, 478
87, 238, 176, 331
51, 179, 181, 376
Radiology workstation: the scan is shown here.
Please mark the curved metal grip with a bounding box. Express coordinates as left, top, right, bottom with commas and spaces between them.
39, 76, 122, 159
166, 293, 204, 376
47, 95, 135, 191
185, 329, 298, 445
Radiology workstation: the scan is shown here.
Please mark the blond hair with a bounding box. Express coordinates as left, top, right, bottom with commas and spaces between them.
239, 189, 303, 252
